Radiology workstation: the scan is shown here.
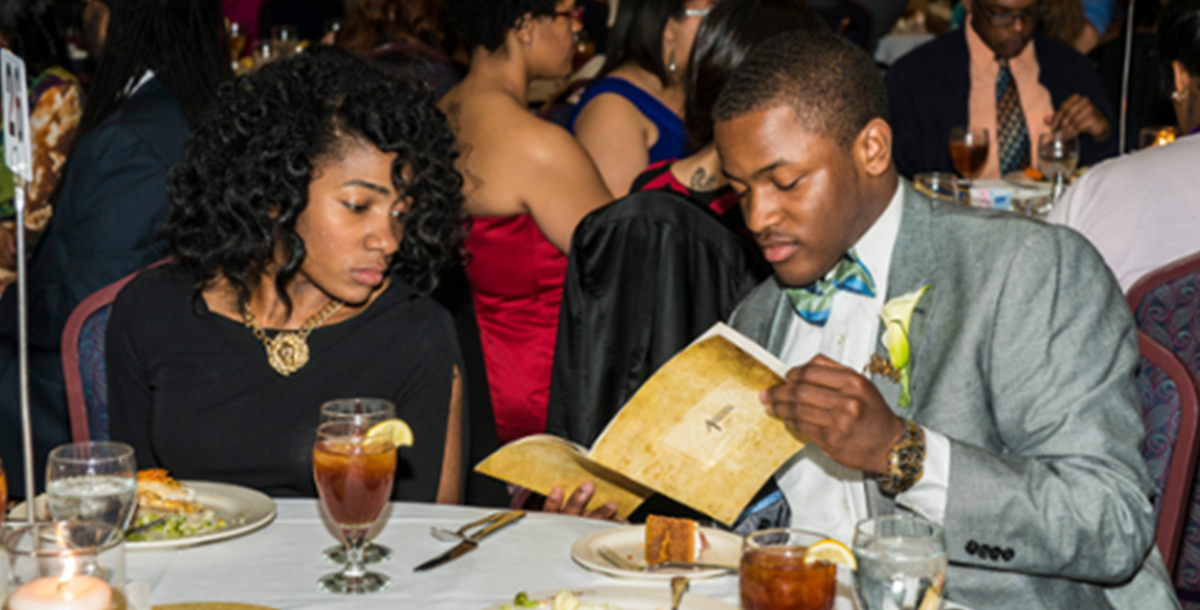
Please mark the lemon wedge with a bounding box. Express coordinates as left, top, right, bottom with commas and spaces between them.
805, 538, 857, 570
366, 418, 414, 448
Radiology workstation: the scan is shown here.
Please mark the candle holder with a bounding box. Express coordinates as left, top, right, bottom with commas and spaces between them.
1, 521, 125, 610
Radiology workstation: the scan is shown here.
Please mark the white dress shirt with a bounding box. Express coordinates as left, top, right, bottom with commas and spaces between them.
775, 183, 951, 545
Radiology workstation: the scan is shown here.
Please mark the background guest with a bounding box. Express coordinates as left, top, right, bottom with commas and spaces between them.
568, 0, 716, 196
0, 0, 83, 273
440, 0, 611, 449
335, 0, 462, 98
885, 0, 1117, 179
109, 48, 466, 501
1048, 0, 1200, 291
0, 0, 231, 500
630, 0, 824, 233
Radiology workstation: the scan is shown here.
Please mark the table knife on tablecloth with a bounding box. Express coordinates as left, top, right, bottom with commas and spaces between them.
412, 510, 526, 571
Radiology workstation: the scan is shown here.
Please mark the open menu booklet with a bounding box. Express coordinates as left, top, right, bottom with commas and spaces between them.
475, 323, 806, 525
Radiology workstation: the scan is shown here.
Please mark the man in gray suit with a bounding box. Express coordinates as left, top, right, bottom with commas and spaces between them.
713, 31, 1178, 608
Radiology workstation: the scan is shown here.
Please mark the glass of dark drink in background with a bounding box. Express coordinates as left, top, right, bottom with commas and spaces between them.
948, 126, 989, 187
313, 420, 397, 594
740, 529, 837, 610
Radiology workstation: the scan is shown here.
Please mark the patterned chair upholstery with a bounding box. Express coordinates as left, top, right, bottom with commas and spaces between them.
1137, 332, 1200, 581
1127, 250, 1200, 600
62, 260, 169, 443
77, 305, 113, 440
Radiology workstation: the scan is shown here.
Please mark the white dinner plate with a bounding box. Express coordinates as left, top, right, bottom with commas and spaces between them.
483, 586, 737, 610
570, 525, 741, 581
10, 481, 277, 551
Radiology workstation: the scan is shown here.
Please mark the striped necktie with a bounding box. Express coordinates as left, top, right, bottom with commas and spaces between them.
785, 249, 876, 327
996, 58, 1030, 175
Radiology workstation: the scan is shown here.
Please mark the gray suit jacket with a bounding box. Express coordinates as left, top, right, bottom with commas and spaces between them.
729, 182, 1178, 609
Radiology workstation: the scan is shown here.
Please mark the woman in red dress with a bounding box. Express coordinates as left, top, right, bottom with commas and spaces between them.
439, 0, 611, 446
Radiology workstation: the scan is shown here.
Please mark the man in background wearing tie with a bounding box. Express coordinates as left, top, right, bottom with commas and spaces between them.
884, 0, 1117, 179
715, 31, 1176, 608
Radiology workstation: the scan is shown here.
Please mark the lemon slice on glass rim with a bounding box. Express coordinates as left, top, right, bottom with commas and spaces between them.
805, 538, 857, 570
366, 418, 414, 447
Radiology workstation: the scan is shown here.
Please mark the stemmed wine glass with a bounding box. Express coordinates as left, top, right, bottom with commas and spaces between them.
948, 127, 989, 188
1037, 131, 1079, 212
319, 398, 396, 565
852, 516, 947, 610
313, 420, 397, 594
45, 441, 137, 532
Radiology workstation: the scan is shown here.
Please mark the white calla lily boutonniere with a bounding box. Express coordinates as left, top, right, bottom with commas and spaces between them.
869, 285, 933, 408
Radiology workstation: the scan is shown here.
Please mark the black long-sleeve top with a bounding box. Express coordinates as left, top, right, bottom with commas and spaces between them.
107, 264, 463, 500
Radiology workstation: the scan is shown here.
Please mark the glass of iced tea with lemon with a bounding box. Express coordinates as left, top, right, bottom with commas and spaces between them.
313, 419, 399, 594
740, 529, 850, 610
319, 398, 397, 565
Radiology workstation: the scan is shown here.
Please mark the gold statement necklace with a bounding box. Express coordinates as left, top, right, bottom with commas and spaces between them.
242, 299, 344, 376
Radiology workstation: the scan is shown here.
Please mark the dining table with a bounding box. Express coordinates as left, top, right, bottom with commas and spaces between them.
124, 499, 891, 610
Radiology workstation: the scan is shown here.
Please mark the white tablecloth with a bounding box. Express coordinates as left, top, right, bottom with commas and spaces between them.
127, 500, 748, 609
124, 500, 868, 609
126, 500, 974, 610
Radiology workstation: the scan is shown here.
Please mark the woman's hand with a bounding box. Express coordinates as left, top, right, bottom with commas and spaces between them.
542, 481, 621, 521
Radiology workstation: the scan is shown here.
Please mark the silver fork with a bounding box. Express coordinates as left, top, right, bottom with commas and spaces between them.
430, 511, 510, 542
597, 545, 737, 574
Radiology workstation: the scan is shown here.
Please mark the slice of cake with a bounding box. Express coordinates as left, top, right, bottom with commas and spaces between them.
644, 515, 709, 565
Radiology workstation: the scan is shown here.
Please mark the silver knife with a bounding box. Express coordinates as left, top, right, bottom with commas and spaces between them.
413, 510, 526, 571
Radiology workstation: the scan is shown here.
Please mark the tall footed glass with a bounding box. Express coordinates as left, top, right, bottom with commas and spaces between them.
319, 398, 396, 565
313, 420, 397, 594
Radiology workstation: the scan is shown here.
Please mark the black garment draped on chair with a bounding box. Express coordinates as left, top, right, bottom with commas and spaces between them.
545, 190, 771, 448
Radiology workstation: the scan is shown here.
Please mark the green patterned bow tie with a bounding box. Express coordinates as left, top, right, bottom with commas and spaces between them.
785, 249, 876, 326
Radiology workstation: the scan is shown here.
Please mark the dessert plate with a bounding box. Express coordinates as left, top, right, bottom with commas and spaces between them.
570, 525, 740, 581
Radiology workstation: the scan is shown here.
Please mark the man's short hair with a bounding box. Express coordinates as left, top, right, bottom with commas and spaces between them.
713, 31, 889, 147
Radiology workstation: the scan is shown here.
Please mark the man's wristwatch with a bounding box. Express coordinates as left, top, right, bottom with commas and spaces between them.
876, 418, 925, 496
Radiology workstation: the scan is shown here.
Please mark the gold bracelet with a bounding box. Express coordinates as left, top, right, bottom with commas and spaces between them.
876, 418, 925, 496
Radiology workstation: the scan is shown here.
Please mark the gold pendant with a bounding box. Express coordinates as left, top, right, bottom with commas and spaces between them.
265, 332, 310, 376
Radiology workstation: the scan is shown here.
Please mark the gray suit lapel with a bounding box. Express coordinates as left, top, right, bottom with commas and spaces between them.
868, 182, 941, 418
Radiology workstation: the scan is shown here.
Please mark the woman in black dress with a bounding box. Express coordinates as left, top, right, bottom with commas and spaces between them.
107, 47, 467, 502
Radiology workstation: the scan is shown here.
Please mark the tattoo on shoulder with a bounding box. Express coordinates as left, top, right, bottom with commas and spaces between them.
690, 167, 717, 191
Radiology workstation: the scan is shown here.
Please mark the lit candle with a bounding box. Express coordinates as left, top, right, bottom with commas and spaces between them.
7, 575, 112, 610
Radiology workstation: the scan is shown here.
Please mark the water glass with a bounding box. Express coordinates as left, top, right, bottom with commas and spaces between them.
852, 516, 947, 610
318, 398, 396, 565
1, 521, 125, 610
1037, 132, 1079, 209
740, 528, 837, 610
45, 442, 137, 532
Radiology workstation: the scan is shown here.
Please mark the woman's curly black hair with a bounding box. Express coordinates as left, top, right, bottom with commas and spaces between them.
445, 0, 557, 52
165, 46, 465, 312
